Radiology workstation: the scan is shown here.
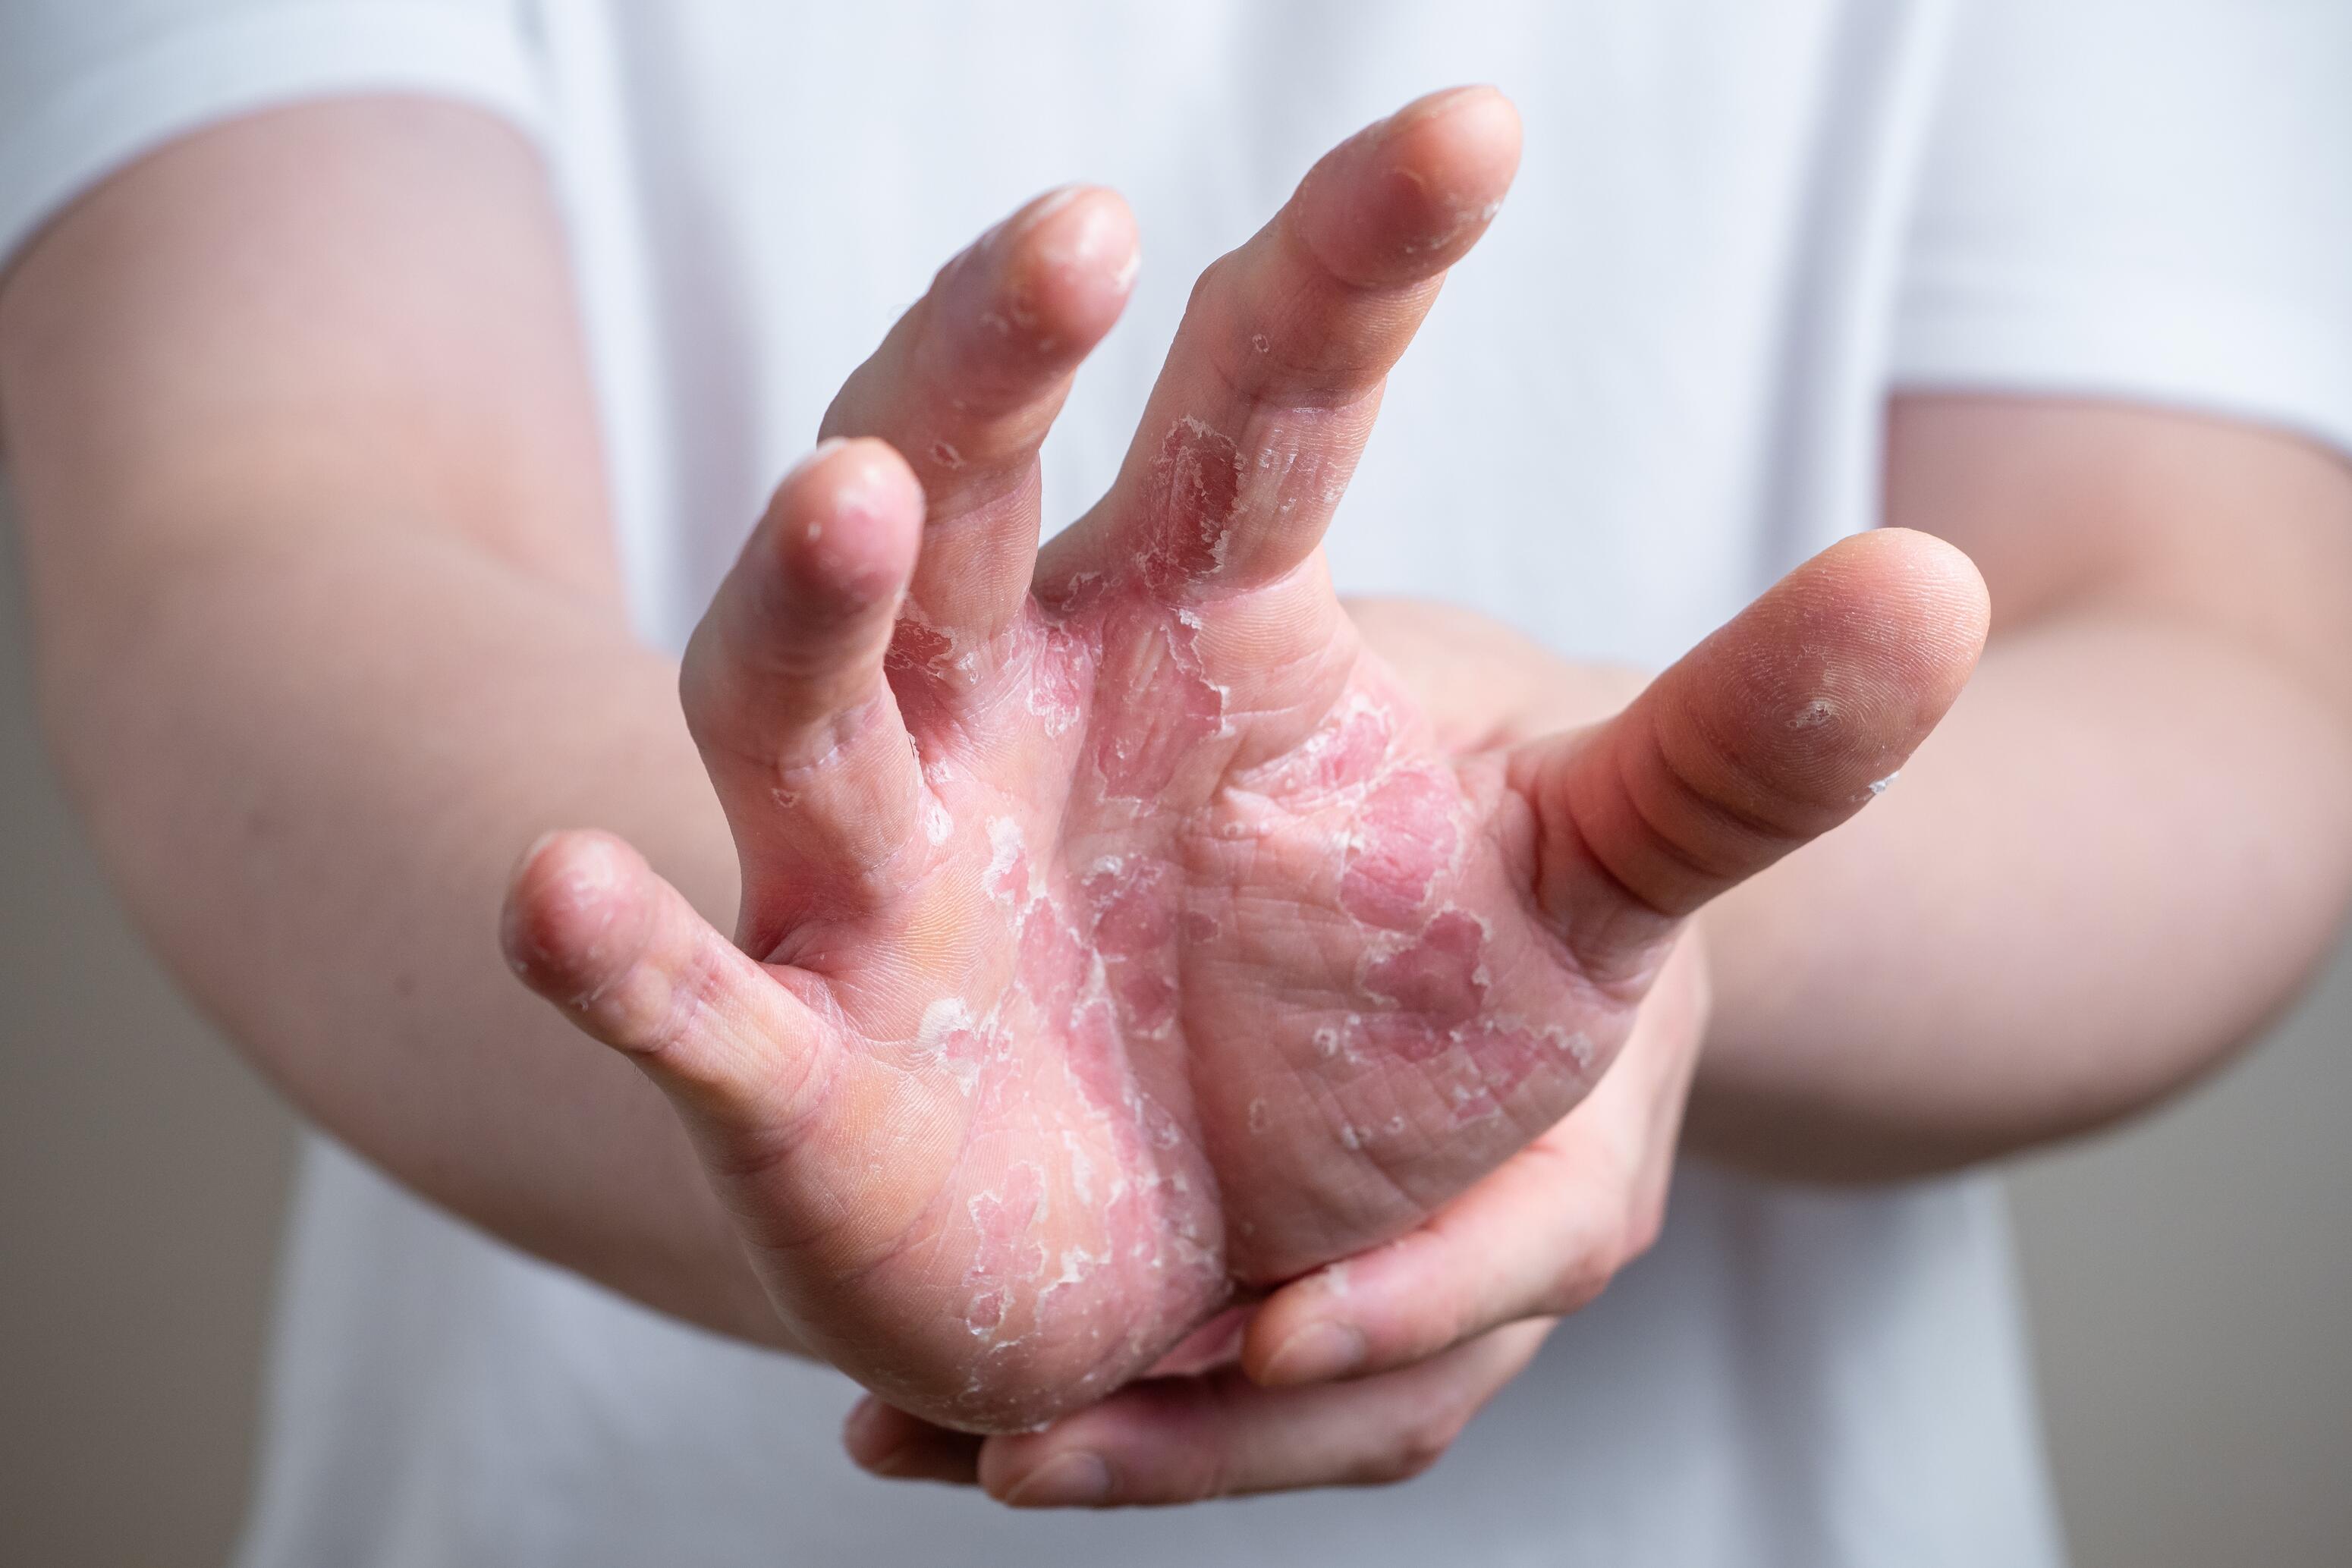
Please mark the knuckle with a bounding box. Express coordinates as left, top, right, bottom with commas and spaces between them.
1539, 1241, 1618, 1317
1542, 1267, 1608, 1318
1375, 1421, 1460, 1485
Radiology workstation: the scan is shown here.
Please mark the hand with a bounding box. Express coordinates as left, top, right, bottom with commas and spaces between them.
502, 86, 1988, 1432
841, 621, 1711, 1503
841, 934, 1708, 1506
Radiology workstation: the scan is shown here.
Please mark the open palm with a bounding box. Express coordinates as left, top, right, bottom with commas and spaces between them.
505, 88, 1986, 1431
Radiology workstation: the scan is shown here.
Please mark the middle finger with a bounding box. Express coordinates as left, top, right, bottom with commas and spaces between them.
1039, 86, 1521, 611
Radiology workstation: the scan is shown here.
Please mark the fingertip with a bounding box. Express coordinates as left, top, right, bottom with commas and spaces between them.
1677, 529, 1989, 784
500, 826, 759, 1065
841, 1396, 895, 1467
1819, 523, 1987, 609
977, 1418, 1122, 1507
1138, 1302, 1253, 1379
1387, 84, 1523, 197
498, 828, 654, 1009
1240, 1261, 1383, 1387
841, 1397, 917, 1471
1393, 81, 1520, 127
781, 434, 926, 536
1303, 85, 1523, 287
1237, 1290, 1301, 1386
1802, 526, 1992, 727
948, 184, 1138, 387
1018, 184, 1141, 316
1527, 526, 1999, 968
993, 1450, 1114, 1509
844, 1397, 988, 1486
971, 1422, 1042, 1500
1247, 1318, 1368, 1389
759, 437, 926, 616
1866, 526, 1993, 663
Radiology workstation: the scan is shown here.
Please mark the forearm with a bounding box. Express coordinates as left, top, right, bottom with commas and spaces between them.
1690, 611, 2352, 1180
35, 524, 794, 1348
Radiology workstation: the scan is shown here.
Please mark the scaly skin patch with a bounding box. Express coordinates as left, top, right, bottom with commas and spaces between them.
721, 422, 1639, 1432
1137, 416, 1241, 589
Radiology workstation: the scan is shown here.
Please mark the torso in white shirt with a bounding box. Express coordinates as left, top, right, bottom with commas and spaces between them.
240, 6, 2071, 1563
11, 2, 2338, 1563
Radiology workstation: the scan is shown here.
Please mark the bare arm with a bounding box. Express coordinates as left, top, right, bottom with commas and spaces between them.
1363, 400, 2352, 1180
0, 99, 785, 1345
1689, 397, 2352, 1177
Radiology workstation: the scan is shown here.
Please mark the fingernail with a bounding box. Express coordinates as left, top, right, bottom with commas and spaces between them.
1004, 1451, 1112, 1507
1261, 1320, 1366, 1385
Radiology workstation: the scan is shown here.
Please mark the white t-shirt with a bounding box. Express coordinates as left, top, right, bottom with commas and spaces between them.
7, 3, 2349, 1564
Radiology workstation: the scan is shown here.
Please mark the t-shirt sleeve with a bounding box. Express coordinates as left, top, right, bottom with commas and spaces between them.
1891, 0, 2352, 460
0, 0, 550, 275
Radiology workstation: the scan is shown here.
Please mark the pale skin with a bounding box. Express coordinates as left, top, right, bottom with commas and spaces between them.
502, 86, 1989, 1437
4, 90, 2349, 1507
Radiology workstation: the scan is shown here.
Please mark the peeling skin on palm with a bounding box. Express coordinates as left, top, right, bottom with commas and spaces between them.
584, 96, 1982, 1440
759, 470, 1635, 1429
656, 99, 1671, 1429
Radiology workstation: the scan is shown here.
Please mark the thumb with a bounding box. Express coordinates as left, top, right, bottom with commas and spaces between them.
1513, 527, 1989, 985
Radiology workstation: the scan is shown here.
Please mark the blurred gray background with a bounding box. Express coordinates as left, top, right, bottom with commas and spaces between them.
4, 517, 2348, 1567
